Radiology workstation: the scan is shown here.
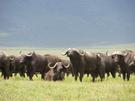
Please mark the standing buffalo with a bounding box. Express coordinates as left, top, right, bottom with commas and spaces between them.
111, 50, 135, 81
96, 53, 117, 78
22, 52, 47, 80
8, 54, 26, 77
22, 52, 62, 80
0, 51, 10, 79
64, 48, 105, 82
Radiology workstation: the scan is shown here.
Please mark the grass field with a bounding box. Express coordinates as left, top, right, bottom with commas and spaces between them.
0, 75, 135, 101
0, 43, 135, 101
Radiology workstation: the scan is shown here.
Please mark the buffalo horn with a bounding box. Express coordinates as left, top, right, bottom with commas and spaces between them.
48, 62, 57, 69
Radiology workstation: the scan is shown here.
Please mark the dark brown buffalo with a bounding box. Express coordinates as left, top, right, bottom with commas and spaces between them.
22, 52, 47, 80
97, 53, 117, 78
126, 52, 135, 74
22, 52, 62, 80
8, 54, 26, 77
111, 50, 135, 81
48, 60, 71, 81
7, 55, 16, 77
64, 48, 105, 82
0, 52, 10, 79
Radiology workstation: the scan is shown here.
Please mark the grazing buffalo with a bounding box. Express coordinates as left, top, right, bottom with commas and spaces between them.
96, 53, 117, 78
111, 50, 135, 81
0, 51, 10, 79
47, 60, 71, 81
64, 48, 105, 82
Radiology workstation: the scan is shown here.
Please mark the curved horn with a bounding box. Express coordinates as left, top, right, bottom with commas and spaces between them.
10, 56, 15, 61
63, 62, 70, 68
79, 52, 85, 56
26, 52, 33, 57
112, 51, 123, 56
77, 49, 85, 56
48, 62, 57, 69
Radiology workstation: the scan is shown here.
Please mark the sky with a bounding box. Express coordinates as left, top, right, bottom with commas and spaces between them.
0, 0, 135, 47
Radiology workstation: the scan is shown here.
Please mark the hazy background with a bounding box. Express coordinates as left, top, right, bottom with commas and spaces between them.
0, 0, 135, 48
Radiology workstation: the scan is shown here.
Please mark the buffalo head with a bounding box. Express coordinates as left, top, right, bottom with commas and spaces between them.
48, 62, 70, 81
111, 51, 126, 64
64, 48, 85, 59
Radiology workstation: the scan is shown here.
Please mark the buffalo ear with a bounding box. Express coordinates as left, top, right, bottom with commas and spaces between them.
96, 54, 101, 61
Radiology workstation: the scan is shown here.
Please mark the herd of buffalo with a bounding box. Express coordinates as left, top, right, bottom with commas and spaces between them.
0, 48, 135, 82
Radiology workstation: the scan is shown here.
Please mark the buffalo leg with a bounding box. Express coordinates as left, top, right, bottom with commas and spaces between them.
92, 77, 95, 82
107, 72, 110, 78
127, 72, 130, 81
79, 72, 84, 82
99, 72, 105, 81
74, 70, 78, 81
111, 71, 116, 78
41, 68, 46, 80
75, 74, 78, 81
3, 74, 7, 80
21, 67, 26, 77
99, 67, 105, 81
29, 76, 33, 80
3, 66, 9, 80
122, 71, 126, 80
41, 73, 45, 80
87, 73, 89, 77
27, 67, 34, 80
91, 72, 96, 82
29, 72, 34, 80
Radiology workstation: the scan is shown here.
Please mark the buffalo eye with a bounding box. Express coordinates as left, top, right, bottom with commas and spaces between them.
111, 55, 114, 59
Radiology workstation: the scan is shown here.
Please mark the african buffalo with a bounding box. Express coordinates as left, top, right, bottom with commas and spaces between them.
0, 51, 10, 79
96, 53, 117, 78
22, 52, 47, 80
64, 48, 105, 82
111, 50, 135, 81
8, 54, 26, 77
22, 52, 62, 80
47, 60, 71, 81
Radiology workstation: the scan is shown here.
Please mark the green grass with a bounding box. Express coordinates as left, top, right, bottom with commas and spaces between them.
0, 43, 135, 101
0, 75, 135, 101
